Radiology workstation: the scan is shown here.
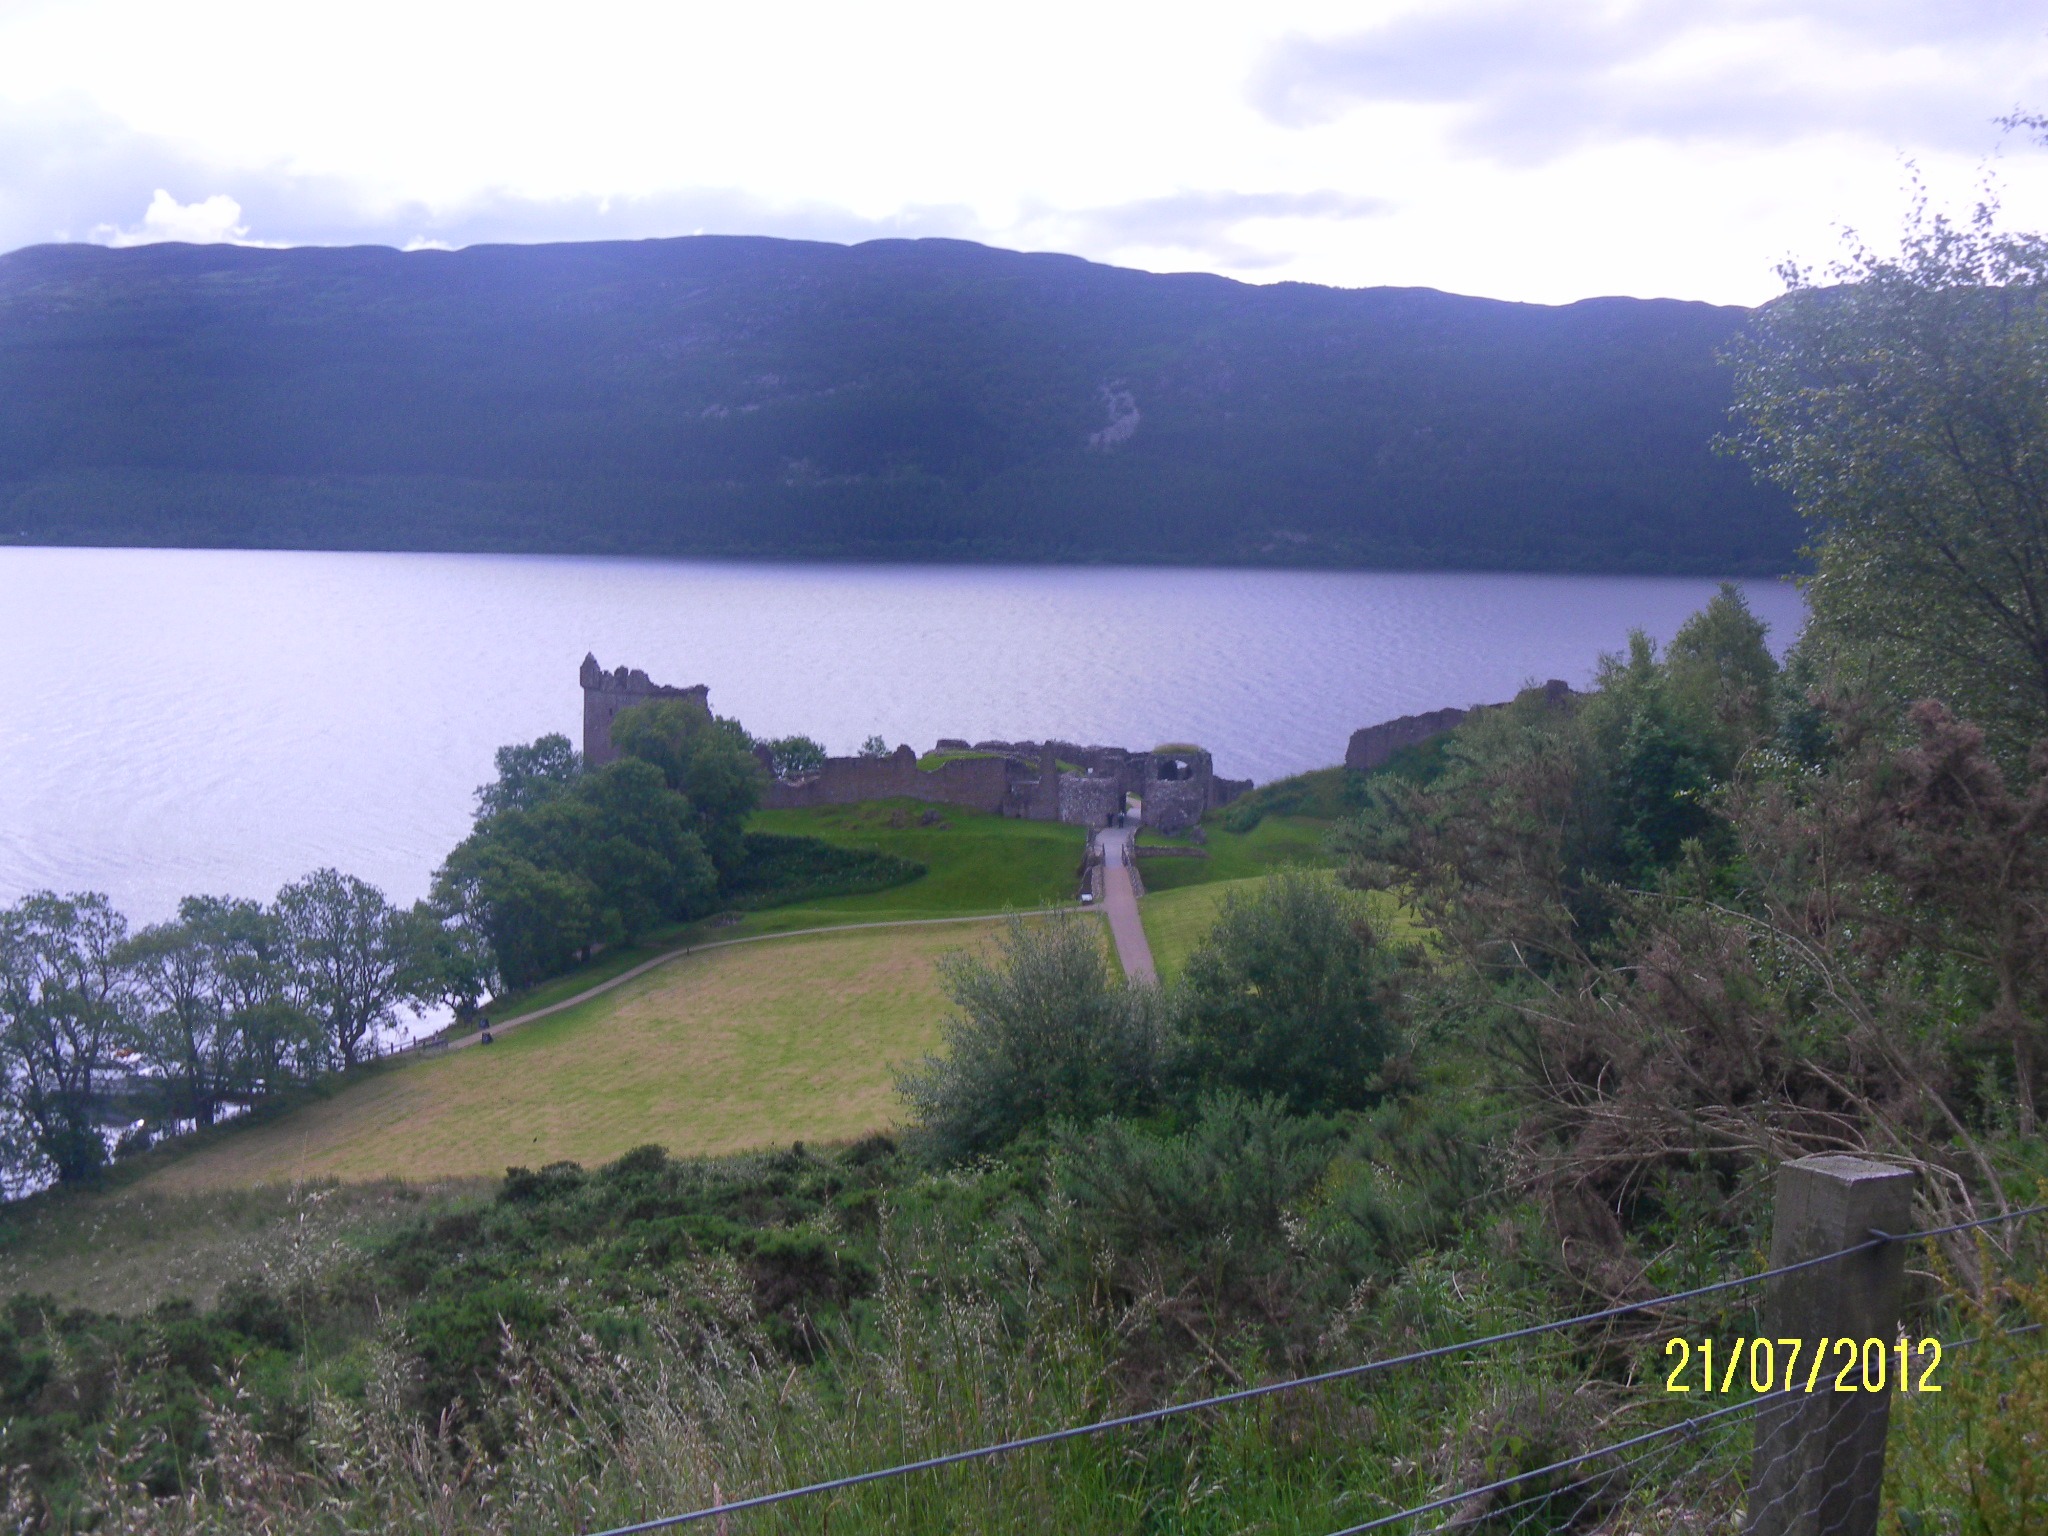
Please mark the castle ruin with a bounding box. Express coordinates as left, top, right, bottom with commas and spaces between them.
578, 655, 1249, 832
758, 737, 1249, 834
580, 653, 710, 768
1343, 679, 1576, 771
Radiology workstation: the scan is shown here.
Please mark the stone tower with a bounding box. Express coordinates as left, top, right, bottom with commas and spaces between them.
579, 654, 711, 767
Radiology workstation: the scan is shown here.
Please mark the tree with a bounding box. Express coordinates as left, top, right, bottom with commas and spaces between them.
1170, 870, 1402, 1115
435, 759, 717, 990
1585, 633, 1725, 878
0, 892, 134, 1183
476, 734, 581, 817
1729, 200, 2048, 761
897, 912, 1161, 1161
275, 869, 420, 1069
123, 904, 242, 1128
859, 735, 891, 758
609, 698, 764, 876
763, 735, 826, 776
404, 897, 499, 1024
1663, 582, 1779, 764
436, 845, 599, 993
194, 895, 317, 1090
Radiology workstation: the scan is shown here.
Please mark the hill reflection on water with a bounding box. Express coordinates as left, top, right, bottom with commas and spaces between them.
0, 548, 1804, 921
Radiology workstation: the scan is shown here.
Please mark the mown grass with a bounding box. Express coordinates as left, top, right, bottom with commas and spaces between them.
747, 799, 1084, 918
137, 922, 1005, 1192
481, 801, 1082, 1021
1135, 812, 1337, 893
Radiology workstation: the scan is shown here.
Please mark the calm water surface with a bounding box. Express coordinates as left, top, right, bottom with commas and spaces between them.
0, 549, 1805, 920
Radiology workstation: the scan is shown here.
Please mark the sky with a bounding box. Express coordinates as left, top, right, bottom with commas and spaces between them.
1, 0, 2045, 305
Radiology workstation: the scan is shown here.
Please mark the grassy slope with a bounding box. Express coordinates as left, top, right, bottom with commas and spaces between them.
1134, 813, 1335, 893
744, 800, 1083, 918
479, 801, 1082, 1019
140, 922, 1000, 1192
0, 1178, 489, 1311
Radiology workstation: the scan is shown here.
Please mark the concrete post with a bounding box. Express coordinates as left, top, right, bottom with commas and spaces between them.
1746, 1155, 1916, 1536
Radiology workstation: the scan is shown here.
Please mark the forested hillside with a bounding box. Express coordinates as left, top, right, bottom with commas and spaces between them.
0, 236, 1796, 571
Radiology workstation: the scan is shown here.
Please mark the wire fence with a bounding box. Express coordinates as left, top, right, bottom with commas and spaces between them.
583, 1194, 2045, 1536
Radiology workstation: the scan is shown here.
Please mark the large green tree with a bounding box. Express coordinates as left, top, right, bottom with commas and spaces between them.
1170, 870, 1403, 1115
0, 893, 134, 1183
436, 756, 719, 990
609, 699, 765, 877
1729, 201, 2048, 759
275, 869, 424, 1069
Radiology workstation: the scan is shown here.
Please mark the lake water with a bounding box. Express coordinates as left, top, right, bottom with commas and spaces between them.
0, 548, 1805, 922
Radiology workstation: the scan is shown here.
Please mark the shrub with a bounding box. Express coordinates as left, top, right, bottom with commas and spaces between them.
721, 832, 925, 908
897, 912, 1162, 1161
1169, 869, 1404, 1114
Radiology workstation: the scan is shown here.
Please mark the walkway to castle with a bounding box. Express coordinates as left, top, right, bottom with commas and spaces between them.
1095, 824, 1156, 985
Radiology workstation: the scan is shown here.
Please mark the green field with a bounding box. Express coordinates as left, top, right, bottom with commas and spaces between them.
745, 799, 1083, 917
139, 920, 1012, 1192
475, 801, 1083, 1021
1134, 812, 1337, 893
1139, 879, 1252, 982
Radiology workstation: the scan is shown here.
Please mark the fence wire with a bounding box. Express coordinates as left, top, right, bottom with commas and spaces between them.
1317, 1320, 2041, 1536
585, 1204, 2044, 1536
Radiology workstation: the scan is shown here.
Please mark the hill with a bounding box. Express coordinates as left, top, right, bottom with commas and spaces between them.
0, 235, 1795, 572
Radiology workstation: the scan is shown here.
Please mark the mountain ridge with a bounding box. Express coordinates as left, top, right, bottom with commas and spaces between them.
0, 234, 1797, 572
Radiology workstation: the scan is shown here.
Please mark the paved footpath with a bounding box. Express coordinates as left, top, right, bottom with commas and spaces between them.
1095, 824, 1158, 984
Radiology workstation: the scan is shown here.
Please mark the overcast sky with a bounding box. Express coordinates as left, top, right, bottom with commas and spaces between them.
2, 0, 2044, 305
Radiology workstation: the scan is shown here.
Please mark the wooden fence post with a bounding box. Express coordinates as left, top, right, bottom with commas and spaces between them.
1747, 1154, 1916, 1536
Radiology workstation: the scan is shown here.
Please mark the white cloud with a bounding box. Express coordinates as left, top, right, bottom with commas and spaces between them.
92, 188, 259, 246
1, 1, 2044, 303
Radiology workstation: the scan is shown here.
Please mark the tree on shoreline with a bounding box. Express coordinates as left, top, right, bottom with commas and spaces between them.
275, 869, 422, 1070
0, 893, 134, 1183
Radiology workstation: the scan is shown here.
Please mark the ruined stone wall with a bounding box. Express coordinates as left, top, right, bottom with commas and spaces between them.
581, 653, 711, 768
578, 660, 1252, 828
1143, 777, 1209, 834
1058, 774, 1124, 826
1344, 708, 1470, 773
759, 745, 1014, 814
1344, 680, 1576, 772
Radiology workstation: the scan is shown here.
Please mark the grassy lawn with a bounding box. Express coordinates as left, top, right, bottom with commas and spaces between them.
137, 922, 1002, 1192
479, 801, 1082, 1020
1135, 812, 1337, 893
0, 1177, 489, 1312
746, 799, 1083, 918
1140, 878, 1253, 983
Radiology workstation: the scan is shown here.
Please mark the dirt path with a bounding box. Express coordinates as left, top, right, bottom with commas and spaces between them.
1095, 825, 1157, 984
450, 908, 1082, 1050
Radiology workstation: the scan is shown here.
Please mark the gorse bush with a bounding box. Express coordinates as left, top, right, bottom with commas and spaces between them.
1170, 869, 1408, 1115
896, 913, 1162, 1161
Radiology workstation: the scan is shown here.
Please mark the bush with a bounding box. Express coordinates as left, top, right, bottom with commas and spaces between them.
897, 912, 1162, 1161
1039, 1093, 1494, 1366
1169, 869, 1405, 1114
721, 832, 925, 908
